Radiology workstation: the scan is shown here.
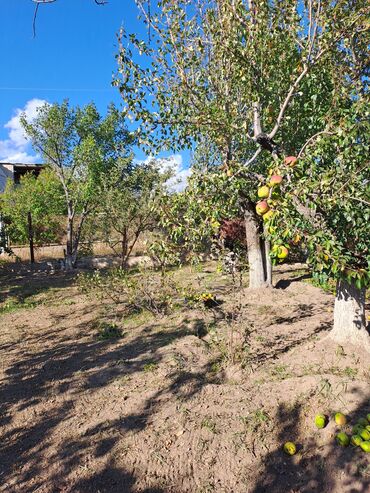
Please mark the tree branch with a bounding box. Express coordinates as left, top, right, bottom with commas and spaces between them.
346, 196, 370, 207
252, 102, 262, 137
297, 130, 335, 158
269, 65, 308, 139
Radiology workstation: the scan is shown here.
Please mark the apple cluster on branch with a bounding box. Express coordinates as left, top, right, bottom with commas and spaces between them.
255, 155, 299, 262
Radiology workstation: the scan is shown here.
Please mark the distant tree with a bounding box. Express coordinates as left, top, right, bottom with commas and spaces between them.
21, 101, 132, 269
0, 167, 64, 247
92, 157, 172, 268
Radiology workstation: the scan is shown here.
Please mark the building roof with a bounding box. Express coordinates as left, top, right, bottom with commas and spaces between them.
0, 162, 44, 168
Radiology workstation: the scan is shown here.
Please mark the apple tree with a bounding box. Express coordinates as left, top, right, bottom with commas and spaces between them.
115, 0, 359, 288
116, 0, 369, 345
262, 96, 370, 347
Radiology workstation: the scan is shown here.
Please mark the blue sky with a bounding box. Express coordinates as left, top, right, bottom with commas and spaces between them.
0, 0, 190, 181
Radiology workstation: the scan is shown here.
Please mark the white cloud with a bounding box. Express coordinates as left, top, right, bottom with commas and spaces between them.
142, 154, 191, 192
0, 98, 47, 163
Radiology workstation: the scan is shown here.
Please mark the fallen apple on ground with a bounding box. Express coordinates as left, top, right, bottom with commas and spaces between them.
315, 414, 327, 429
359, 429, 370, 441
336, 432, 350, 446
283, 442, 296, 455
351, 435, 363, 446
334, 412, 347, 426
357, 418, 368, 427
352, 424, 365, 435
359, 441, 370, 453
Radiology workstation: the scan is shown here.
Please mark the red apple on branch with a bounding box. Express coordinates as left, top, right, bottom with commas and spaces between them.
256, 200, 270, 215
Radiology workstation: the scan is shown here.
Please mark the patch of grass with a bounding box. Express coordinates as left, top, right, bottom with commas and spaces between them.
123, 310, 153, 328
97, 322, 123, 340
335, 345, 346, 357
269, 363, 292, 380
327, 365, 358, 379
201, 417, 218, 434
343, 366, 358, 379
143, 361, 158, 373
256, 305, 271, 315
0, 297, 40, 314
301, 363, 320, 376
253, 376, 267, 386
61, 299, 76, 306
255, 335, 266, 343
240, 409, 270, 432
197, 482, 215, 493
114, 375, 131, 387
210, 361, 222, 373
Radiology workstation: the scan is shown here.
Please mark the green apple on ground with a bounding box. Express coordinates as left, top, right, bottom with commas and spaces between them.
357, 418, 368, 427
352, 424, 365, 435
350, 435, 363, 446
336, 432, 350, 446
256, 201, 270, 215
334, 412, 347, 426
359, 441, 370, 453
359, 429, 370, 441
283, 442, 297, 455
315, 414, 327, 429
366, 414, 370, 423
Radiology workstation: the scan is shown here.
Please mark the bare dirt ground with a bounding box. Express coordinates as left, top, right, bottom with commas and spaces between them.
0, 262, 369, 493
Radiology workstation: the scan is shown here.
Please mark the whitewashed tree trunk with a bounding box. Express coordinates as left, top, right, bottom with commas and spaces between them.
65, 211, 74, 271
332, 279, 369, 350
244, 208, 267, 288
263, 227, 272, 287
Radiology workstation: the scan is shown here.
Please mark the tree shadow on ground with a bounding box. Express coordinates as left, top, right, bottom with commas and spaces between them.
0, 289, 217, 492
275, 273, 311, 289
251, 321, 332, 365
71, 467, 165, 493
0, 269, 77, 304
252, 392, 370, 493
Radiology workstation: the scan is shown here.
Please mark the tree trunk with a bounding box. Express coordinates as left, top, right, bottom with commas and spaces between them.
64, 207, 88, 270
121, 228, 128, 269
331, 279, 369, 349
244, 207, 268, 288
65, 213, 74, 271
27, 211, 35, 264
263, 235, 272, 287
